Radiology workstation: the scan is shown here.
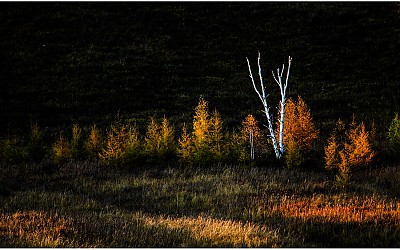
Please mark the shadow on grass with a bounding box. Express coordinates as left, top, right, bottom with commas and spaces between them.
261, 213, 400, 247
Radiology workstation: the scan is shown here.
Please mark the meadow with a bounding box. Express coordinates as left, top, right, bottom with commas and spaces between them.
1, 2, 400, 247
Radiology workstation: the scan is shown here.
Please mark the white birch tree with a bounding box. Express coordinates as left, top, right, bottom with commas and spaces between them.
246, 52, 292, 160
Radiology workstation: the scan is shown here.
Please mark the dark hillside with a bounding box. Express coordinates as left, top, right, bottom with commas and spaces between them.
1, 2, 399, 135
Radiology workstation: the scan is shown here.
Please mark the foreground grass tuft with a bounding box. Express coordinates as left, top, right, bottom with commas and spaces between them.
0, 211, 76, 247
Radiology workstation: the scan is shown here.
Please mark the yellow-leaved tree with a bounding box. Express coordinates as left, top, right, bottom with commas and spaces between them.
177, 123, 193, 162
178, 97, 224, 163
99, 123, 141, 165
53, 134, 72, 163
209, 110, 223, 161
278, 96, 319, 168
144, 117, 161, 157
144, 116, 175, 159
192, 97, 211, 150
99, 125, 127, 164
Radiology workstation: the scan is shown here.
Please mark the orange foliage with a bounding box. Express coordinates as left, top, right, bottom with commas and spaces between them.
341, 120, 374, 168
241, 114, 262, 145
282, 96, 319, 152
325, 118, 375, 185
270, 195, 400, 224
240, 114, 263, 160
279, 96, 319, 167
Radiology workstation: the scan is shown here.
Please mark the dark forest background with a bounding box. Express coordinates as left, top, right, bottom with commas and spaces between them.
1, 2, 399, 137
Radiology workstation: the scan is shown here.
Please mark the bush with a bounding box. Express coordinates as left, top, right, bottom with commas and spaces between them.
222, 129, 247, 164
388, 113, 400, 154
0, 137, 24, 164
325, 118, 375, 186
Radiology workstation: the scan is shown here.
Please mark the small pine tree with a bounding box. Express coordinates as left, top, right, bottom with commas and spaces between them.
181, 97, 227, 164
324, 134, 340, 171
192, 97, 211, 150
99, 125, 127, 164
191, 97, 213, 163
209, 110, 223, 161
53, 134, 72, 163
144, 117, 161, 158
144, 117, 175, 159
125, 124, 141, 161
85, 124, 103, 158
343, 120, 375, 168
324, 118, 375, 186
159, 116, 175, 158
178, 123, 193, 162
388, 113, 400, 154
71, 123, 83, 159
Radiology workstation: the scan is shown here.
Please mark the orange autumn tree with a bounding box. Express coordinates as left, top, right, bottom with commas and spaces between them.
325, 118, 375, 186
278, 96, 319, 168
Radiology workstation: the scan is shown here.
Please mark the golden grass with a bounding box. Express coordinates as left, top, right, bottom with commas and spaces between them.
261, 195, 400, 224
0, 211, 75, 247
143, 214, 280, 247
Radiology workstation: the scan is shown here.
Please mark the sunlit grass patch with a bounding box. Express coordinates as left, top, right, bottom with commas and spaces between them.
143, 214, 281, 247
269, 195, 400, 224
0, 210, 76, 247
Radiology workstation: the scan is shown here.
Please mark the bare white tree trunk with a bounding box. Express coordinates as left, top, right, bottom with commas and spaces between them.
246, 52, 292, 160
273, 56, 292, 157
249, 129, 254, 161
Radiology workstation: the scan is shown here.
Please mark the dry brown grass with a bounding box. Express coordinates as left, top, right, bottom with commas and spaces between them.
143, 214, 280, 247
0, 210, 76, 247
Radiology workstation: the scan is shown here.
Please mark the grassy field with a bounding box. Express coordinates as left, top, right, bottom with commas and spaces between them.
1, 162, 400, 247
1, 2, 400, 247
